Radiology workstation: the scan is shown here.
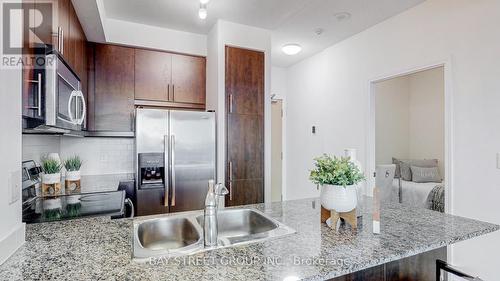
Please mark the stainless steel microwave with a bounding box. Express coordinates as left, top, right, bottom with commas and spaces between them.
23, 53, 86, 134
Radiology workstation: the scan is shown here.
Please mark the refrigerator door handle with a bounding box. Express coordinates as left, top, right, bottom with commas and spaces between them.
229, 161, 233, 201
163, 135, 169, 207
170, 134, 176, 207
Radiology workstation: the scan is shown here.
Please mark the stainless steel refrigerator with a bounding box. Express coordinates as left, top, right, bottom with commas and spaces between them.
135, 108, 216, 215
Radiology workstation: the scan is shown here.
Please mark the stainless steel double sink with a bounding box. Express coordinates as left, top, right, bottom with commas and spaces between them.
133, 208, 295, 260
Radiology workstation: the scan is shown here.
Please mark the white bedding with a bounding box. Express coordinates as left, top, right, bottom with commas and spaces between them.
388, 179, 443, 209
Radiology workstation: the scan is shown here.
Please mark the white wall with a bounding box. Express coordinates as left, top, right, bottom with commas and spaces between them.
375, 76, 411, 165
22, 136, 134, 176
285, 0, 500, 278
286, 54, 328, 200
408, 67, 445, 175
375, 67, 445, 175
0, 0, 25, 264
103, 18, 207, 56
206, 20, 272, 202
271, 66, 287, 99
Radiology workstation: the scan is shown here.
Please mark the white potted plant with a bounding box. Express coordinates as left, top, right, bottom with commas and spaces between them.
64, 155, 82, 194
41, 156, 63, 196
310, 155, 365, 213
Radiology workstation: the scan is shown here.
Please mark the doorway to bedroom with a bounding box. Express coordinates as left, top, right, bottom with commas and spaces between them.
373, 66, 445, 212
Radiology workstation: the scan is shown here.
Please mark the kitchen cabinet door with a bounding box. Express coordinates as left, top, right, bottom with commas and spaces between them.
227, 179, 264, 206
54, 0, 70, 60
225, 46, 265, 207
134, 49, 172, 102
67, 4, 79, 70
171, 54, 206, 104
22, 1, 37, 118
32, 0, 52, 45
93, 44, 135, 132
225, 46, 264, 116
227, 114, 264, 180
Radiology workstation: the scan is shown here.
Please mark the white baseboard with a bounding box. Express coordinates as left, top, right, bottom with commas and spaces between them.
0, 223, 25, 265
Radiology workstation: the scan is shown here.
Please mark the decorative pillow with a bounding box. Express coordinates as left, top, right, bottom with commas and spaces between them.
393, 158, 439, 181
399, 161, 412, 181
392, 158, 402, 178
411, 166, 442, 183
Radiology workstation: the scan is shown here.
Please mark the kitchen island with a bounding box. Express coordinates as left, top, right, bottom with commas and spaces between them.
0, 198, 497, 280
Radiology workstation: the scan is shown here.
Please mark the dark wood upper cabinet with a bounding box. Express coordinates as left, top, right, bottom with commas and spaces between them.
225, 46, 265, 207
54, 0, 71, 59
225, 46, 264, 116
93, 44, 135, 132
22, 1, 36, 119
68, 6, 80, 70
23, 0, 87, 120
134, 49, 206, 107
134, 49, 172, 101
171, 54, 206, 105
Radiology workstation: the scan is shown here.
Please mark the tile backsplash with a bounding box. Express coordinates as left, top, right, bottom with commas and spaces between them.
22, 135, 135, 176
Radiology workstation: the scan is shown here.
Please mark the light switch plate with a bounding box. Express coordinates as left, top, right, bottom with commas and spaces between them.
497, 153, 500, 169
8, 170, 21, 204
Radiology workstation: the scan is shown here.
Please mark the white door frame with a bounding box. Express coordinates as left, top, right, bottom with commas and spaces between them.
366, 58, 454, 216
271, 95, 286, 201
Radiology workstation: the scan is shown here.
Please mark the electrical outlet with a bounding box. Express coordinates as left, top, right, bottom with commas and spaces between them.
8, 170, 21, 204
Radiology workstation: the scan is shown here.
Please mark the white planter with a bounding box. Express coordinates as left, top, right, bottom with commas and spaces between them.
43, 198, 62, 210
65, 170, 81, 181
66, 195, 81, 204
65, 170, 81, 193
42, 173, 61, 184
320, 184, 358, 213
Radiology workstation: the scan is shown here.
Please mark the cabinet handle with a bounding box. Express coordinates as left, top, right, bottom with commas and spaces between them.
172, 85, 175, 101
57, 27, 62, 52
60, 28, 64, 55
229, 161, 233, 201
229, 94, 233, 113
167, 83, 170, 101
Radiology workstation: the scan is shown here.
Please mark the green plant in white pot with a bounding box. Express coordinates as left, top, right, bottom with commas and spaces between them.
64, 155, 82, 194
41, 156, 63, 196
310, 155, 365, 213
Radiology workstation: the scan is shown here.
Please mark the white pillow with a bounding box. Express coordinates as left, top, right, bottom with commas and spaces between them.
410, 166, 442, 183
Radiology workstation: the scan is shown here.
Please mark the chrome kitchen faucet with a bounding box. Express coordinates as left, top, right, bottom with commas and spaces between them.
204, 180, 229, 247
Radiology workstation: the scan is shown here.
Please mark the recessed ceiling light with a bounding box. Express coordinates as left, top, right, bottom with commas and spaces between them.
200, 0, 210, 4
314, 28, 324, 35
282, 44, 302, 55
198, 4, 207, 19
334, 12, 351, 21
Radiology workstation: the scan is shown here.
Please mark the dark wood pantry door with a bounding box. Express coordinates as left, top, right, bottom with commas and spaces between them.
225, 46, 265, 206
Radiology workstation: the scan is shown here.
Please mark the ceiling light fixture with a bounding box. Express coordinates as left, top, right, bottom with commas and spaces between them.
200, 0, 210, 4
198, 4, 207, 20
282, 44, 302, 55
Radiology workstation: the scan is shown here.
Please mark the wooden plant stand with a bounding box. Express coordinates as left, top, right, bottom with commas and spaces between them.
321, 206, 357, 230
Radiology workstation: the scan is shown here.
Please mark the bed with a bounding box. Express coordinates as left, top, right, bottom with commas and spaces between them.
389, 178, 445, 212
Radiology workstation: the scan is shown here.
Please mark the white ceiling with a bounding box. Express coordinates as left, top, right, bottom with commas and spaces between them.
91, 0, 426, 67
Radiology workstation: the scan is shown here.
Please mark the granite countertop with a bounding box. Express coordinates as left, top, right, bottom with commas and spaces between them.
2, 198, 498, 280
